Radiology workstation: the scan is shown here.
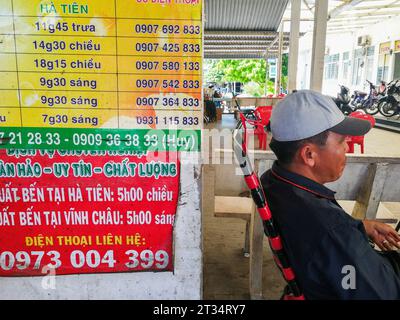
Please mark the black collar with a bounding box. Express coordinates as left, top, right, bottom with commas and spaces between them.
271, 161, 336, 200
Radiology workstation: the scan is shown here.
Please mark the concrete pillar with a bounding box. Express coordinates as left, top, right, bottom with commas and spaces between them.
310, 0, 328, 92
274, 25, 284, 95
288, 0, 301, 92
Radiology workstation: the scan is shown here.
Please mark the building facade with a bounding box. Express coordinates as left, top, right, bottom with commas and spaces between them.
297, 15, 400, 96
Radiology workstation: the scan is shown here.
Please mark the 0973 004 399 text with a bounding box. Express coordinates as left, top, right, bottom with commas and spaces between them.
0, 248, 170, 273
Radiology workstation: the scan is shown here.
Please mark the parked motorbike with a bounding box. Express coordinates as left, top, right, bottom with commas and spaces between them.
350, 88, 368, 110
332, 85, 353, 115
363, 80, 386, 115
359, 80, 378, 115
378, 79, 400, 117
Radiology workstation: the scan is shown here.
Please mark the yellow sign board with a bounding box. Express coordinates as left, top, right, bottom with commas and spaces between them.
379, 41, 391, 54
0, 0, 202, 135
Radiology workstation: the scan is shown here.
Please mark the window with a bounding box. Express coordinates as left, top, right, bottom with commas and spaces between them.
352, 48, 363, 86
342, 51, 351, 80
377, 42, 391, 83
365, 46, 375, 83
324, 53, 339, 80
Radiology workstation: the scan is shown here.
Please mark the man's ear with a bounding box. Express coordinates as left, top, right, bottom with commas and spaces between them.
298, 143, 317, 167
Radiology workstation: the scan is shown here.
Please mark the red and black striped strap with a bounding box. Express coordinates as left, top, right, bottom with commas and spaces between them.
243, 173, 305, 300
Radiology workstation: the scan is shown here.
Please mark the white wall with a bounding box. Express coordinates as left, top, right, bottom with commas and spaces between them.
322, 33, 355, 96
354, 16, 400, 82
0, 159, 202, 300
297, 33, 312, 90
297, 15, 400, 96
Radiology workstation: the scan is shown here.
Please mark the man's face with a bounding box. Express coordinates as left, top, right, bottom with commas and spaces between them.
314, 131, 349, 183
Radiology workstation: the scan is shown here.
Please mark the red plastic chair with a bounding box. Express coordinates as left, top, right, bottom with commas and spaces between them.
347, 112, 375, 154
255, 106, 273, 149
239, 113, 266, 150
255, 106, 273, 126
239, 106, 272, 150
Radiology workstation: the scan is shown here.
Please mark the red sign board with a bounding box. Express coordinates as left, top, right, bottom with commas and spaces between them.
0, 150, 179, 276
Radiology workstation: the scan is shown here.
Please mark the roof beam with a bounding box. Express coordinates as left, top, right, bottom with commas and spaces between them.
352, 4, 400, 10
327, 24, 376, 29
328, 25, 364, 29
334, 9, 400, 17
328, 20, 381, 26
204, 35, 288, 40
329, 17, 381, 22
204, 30, 282, 37
266, 35, 280, 51
205, 49, 277, 52
329, 14, 395, 21
204, 44, 288, 49
282, 18, 314, 21
335, 0, 400, 17
205, 43, 289, 47
328, 0, 364, 20
327, 26, 364, 31
302, 0, 314, 14
204, 39, 287, 43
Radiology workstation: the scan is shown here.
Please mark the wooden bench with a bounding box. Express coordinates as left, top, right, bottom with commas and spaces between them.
214, 196, 254, 256
204, 163, 266, 299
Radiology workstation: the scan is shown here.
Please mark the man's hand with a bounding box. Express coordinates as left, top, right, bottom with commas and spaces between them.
362, 219, 400, 251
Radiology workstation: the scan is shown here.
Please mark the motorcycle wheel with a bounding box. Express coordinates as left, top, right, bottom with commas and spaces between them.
378, 100, 396, 117
364, 101, 379, 115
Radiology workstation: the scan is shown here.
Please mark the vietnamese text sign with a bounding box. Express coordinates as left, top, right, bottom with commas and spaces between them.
0, 0, 202, 151
0, 149, 180, 275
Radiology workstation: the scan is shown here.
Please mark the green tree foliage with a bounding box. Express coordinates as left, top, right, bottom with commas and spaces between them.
281, 53, 288, 91
204, 56, 289, 96
205, 59, 266, 86
204, 59, 224, 84
282, 53, 288, 76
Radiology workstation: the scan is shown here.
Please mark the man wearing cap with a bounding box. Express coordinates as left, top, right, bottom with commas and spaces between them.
261, 90, 400, 299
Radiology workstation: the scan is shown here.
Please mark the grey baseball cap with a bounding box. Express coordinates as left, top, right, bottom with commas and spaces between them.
270, 90, 371, 141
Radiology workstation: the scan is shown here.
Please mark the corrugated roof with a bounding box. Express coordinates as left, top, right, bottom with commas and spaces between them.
205, 0, 288, 30
204, 0, 289, 59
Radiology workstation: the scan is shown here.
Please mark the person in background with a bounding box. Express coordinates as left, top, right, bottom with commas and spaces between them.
204, 87, 216, 122
213, 89, 222, 109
